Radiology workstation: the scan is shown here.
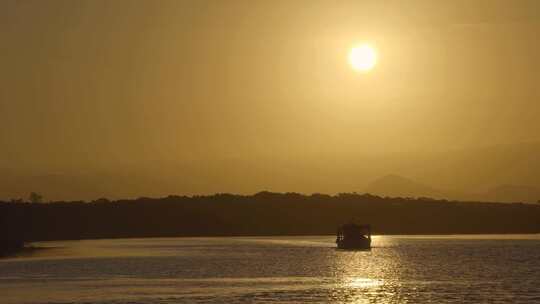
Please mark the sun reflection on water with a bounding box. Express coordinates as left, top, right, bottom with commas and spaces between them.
347, 277, 384, 289
325, 237, 405, 303
6, 236, 538, 303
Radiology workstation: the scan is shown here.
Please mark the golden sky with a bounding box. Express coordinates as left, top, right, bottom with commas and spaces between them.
1, 0, 540, 199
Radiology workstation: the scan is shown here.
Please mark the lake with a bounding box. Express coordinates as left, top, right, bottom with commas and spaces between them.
1, 235, 540, 303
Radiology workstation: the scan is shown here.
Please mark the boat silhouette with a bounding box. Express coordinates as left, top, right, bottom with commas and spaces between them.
336, 223, 371, 249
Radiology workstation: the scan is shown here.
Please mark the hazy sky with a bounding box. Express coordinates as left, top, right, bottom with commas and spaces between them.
1, 1, 540, 199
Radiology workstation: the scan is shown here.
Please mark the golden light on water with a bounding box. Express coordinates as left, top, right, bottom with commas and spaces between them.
349, 43, 378, 72
347, 277, 384, 289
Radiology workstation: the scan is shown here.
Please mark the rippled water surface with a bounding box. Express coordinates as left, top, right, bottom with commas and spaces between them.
2, 235, 540, 303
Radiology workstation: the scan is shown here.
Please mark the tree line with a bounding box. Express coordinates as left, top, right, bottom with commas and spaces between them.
1, 192, 540, 243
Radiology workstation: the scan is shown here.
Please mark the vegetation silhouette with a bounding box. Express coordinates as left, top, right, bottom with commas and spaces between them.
1, 192, 540, 244
28, 192, 44, 204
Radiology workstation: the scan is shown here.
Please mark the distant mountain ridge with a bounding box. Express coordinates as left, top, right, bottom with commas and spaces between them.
411, 141, 540, 195
484, 185, 540, 203
365, 175, 447, 199
2, 141, 540, 202
365, 174, 540, 203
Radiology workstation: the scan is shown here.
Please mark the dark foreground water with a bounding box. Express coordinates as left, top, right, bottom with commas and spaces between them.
1, 235, 540, 303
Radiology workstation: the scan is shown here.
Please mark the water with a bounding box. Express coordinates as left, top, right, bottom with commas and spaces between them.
1, 235, 540, 303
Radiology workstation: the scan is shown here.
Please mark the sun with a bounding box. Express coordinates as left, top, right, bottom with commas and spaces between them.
349, 43, 377, 72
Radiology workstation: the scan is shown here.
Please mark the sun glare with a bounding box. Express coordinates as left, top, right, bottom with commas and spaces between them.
349, 43, 377, 72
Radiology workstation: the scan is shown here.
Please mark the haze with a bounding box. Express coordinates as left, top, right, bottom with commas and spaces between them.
1, 0, 540, 201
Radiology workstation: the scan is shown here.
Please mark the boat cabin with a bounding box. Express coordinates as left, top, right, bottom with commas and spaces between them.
336, 223, 371, 249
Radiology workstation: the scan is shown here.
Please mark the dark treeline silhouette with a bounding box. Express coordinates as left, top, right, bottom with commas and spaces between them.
1, 192, 540, 243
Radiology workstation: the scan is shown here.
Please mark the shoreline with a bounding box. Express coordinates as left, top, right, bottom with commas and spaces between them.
0, 245, 57, 259
21, 232, 540, 243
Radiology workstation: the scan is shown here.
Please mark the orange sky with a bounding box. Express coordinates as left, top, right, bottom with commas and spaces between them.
1, 0, 540, 199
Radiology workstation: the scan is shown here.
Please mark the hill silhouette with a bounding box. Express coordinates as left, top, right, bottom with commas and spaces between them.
364, 174, 540, 203
484, 185, 540, 203
365, 175, 448, 199
2, 142, 540, 203
411, 141, 540, 196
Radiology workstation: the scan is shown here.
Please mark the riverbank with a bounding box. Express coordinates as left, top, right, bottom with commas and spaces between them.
2, 193, 540, 241
0, 240, 26, 258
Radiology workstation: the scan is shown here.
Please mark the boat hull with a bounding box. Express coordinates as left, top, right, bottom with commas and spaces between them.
336, 238, 371, 250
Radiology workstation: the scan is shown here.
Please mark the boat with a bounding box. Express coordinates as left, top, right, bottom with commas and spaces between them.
336, 223, 371, 249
